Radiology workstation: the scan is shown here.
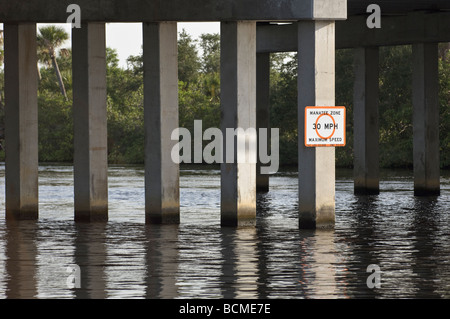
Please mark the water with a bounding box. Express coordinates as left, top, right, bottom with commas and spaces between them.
0, 163, 450, 299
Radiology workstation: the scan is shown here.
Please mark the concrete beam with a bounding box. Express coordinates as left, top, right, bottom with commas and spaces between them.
346, 0, 450, 16
0, 0, 347, 23
256, 12, 450, 53
144, 22, 180, 224
336, 12, 450, 49
72, 23, 108, 222
353, 47, 380, 195
257, 23, 298, 53
298, 21, 336, 229
4, 23, 39, 220
220, 21, 257, 227
412, 42, 440, 196
256, 52, 271, 193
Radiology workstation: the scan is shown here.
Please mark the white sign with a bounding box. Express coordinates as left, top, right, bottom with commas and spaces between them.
305, 106, 346, 147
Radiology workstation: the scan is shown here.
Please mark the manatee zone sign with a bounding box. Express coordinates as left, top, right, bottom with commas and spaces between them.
305, 106, 346, 147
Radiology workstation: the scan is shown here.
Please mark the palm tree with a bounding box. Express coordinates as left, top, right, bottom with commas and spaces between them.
37, 26, 69, 100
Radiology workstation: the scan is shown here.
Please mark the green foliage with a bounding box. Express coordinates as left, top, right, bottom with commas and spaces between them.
178, 29, 201, 83
439, 45, 450, 168
199, 33, 220, 74
269, 53, 298, 165
335, 49, 355, 168
106, 48, 144, 164
269, 45, 450, 169
178, 32, 221, 156
37, 26, 70, 99
38, 92, 73, 162
378, 46, 413, 168
1, 25, 450, 171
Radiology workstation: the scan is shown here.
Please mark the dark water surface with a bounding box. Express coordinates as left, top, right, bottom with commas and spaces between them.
0, 164, 449, 299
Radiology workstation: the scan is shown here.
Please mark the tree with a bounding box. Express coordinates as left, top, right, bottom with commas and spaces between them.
199, 33, 220, 74
198, 33, 220, 104
178, 29, 201, 84
37, 26, 69, 100
269, 53, 298, 166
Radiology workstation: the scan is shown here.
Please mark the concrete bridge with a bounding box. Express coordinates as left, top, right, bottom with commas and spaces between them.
1, 0, 449, 228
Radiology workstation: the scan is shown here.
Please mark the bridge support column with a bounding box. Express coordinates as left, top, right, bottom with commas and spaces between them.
412, 43, 440, 196
256, 52, 270, 193
4, 23, 39, 220
72, 23, 108, 222
143, 22, 180, 224
298, 21, 336, 229
220, 21, 257, 227
353, 47, 380, 195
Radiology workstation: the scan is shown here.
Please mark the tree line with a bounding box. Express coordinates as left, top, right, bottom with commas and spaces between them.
0, 26, 450, 169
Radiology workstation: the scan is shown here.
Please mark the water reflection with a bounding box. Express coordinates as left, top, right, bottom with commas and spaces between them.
145, 224, 179, 298
310, 230, 338, 298
220, 227, 260, 299
410, 197, 443, 298
3, 221, 38, 298
0, 165, 450, 298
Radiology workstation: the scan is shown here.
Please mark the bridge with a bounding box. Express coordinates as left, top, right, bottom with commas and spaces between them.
0, 0, 449, 228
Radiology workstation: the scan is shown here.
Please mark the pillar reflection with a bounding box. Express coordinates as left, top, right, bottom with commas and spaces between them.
234, 227, 259, 299
145, 224, 179, 298
311, 230, 338, 298
73, 223, 107, 299
4, 221, 38, 298
220, 227, 260, 298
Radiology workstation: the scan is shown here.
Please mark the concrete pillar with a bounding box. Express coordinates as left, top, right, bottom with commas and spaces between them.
220, 21, 257, 227
4, 23, 39, 220
412, 43, 440, 196
256, 52, 270, 193
298, 21, 336, 229
72, 23, 108, 222
353, 47, 380, 195
143, 22, 180, 224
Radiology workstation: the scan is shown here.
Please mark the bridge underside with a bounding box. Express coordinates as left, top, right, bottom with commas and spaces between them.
0, 0, 346, 22
1, 0, 448, 228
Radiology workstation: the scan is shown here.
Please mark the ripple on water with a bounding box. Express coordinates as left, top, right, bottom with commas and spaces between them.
0, 164, 450, 298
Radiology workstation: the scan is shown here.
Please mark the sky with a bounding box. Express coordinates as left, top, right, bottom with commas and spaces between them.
36, 22, 221, 68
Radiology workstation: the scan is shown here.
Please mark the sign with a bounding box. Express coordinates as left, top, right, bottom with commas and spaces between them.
305, 106, 346, 147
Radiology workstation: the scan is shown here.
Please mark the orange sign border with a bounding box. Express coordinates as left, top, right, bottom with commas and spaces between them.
305, 106, 346, 147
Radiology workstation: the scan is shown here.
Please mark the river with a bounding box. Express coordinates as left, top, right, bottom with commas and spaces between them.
0, 163, 449, 299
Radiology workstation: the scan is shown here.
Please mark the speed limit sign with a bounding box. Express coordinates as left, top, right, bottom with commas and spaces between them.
305, 106, 346, 147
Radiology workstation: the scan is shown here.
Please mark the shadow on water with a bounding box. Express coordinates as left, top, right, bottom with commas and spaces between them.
409, 196, 448, 298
